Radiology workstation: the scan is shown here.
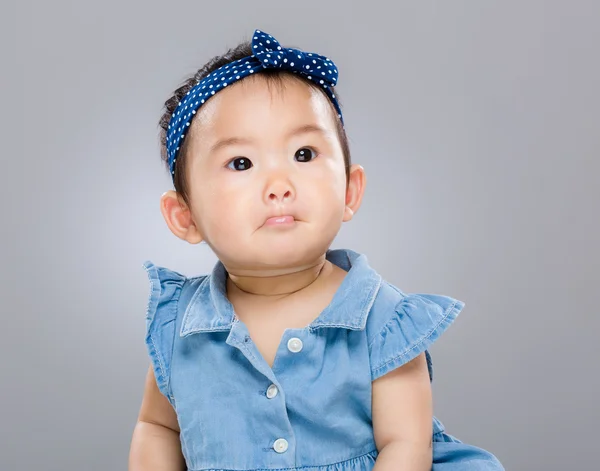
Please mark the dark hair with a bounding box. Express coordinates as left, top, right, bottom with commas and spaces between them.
158, 40, 352, 208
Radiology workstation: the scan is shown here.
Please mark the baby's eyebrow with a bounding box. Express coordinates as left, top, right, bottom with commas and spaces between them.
209, 124, 332, 154
286, 124, 332, 140
209, 136, 252, 154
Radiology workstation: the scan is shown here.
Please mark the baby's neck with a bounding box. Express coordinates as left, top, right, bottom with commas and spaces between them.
226, 258, 330, 298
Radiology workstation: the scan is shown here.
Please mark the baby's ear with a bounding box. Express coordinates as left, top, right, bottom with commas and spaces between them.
343, 164, 366, 222
159, 190, 204, 244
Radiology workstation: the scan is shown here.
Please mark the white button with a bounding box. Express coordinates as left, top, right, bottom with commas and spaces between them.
273, 438, 288, 453
266, 384, 278, 399
287, 337, 303, 353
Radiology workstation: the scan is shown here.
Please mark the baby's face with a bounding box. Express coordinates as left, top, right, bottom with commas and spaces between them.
184, 75, 349, 270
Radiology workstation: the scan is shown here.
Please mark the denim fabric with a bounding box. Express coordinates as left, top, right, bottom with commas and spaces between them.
143, 249, 504, 470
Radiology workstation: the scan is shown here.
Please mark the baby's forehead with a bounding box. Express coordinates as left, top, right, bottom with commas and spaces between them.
190, 73, 339, 138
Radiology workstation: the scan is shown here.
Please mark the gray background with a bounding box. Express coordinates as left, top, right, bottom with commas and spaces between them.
4, 1, 599, 470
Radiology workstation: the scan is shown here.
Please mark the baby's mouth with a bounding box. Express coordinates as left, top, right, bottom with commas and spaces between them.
264, 215, 296, 227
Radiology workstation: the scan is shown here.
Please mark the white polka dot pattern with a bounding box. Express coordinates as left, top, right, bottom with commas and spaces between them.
166, 29, 343, 178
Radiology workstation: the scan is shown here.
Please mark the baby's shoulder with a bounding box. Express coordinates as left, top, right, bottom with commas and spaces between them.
365, 281, 406, 340
360, 276, 465, 381
367, 278, 464, 332
142, 261, 209, 322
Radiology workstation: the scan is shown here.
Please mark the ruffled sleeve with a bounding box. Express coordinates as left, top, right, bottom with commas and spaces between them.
367, 292, 465, 381
142, 260, 187, 404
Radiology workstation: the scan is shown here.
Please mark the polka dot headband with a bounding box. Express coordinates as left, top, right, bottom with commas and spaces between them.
166, 29, 343, 179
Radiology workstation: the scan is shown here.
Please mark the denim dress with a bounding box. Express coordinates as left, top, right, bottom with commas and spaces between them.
143, 248, 504, 470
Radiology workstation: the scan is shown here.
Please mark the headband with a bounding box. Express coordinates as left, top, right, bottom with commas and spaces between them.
166, 29, 343, 179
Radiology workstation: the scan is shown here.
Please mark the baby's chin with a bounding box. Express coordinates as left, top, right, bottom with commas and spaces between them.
216, 239, 331, 274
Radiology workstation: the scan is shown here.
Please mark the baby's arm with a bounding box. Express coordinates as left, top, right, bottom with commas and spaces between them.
129, 364, 186, 471
371, 352, 433, 471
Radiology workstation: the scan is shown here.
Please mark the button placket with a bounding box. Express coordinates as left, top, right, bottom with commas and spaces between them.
227, 324, 278, 383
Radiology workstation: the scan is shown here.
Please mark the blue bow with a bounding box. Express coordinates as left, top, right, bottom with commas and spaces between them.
251, 30, 338, 88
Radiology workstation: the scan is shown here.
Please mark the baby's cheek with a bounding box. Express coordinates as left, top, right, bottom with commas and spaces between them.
208, 214, 239, 242
320, 182, 347, 215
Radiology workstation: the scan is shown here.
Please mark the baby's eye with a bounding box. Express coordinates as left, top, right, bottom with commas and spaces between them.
227, 157, 253, 171
294, 147, 317, 163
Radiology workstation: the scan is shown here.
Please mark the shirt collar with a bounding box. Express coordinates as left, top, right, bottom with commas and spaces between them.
179, 248, 382, 337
